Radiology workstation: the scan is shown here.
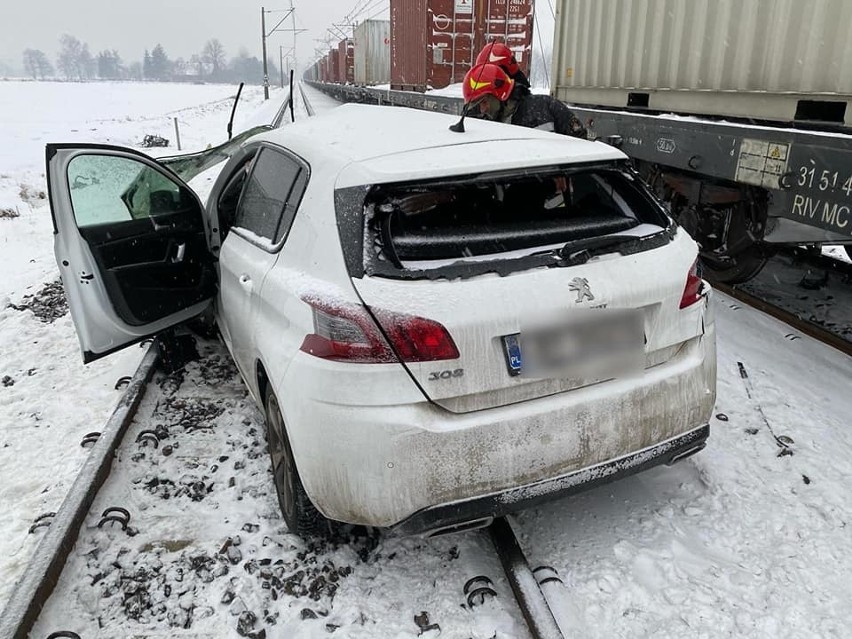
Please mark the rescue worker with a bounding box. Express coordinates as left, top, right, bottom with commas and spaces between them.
463, 62, 587, 139
474, 41, 531, 93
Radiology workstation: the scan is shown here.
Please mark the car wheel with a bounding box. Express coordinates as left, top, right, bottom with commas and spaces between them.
264, 388, 327, 537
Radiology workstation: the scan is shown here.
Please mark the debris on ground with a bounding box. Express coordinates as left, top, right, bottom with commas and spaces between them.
141, 134, 170, 148
7, 280, 68, 323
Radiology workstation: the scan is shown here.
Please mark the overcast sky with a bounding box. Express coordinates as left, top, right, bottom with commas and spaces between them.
1, 0, 553, 73
1, 0, 351, 69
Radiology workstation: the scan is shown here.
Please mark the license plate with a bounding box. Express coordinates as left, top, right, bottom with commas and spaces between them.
504, 311, 644, 380
502, 334, 523, 376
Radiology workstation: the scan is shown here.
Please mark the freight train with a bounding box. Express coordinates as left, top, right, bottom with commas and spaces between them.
305, 0, 852, 283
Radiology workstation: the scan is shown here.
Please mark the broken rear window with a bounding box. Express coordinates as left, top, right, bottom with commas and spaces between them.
334, 164, 675, 281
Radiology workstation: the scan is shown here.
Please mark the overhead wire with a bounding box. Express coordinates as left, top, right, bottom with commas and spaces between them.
364, 4, 391, 21
534, 11, 551, 89
352, 0, 388, 23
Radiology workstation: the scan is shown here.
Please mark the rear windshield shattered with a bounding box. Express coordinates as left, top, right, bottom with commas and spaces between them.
361, 167, 671, 275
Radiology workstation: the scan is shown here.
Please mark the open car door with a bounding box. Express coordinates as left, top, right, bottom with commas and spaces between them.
47, 144, 217, 363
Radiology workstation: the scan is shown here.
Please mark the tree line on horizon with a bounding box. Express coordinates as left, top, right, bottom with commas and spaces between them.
20, 35, 280, 85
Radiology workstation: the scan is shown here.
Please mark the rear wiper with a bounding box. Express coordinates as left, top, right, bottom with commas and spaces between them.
557, 234, 642, 266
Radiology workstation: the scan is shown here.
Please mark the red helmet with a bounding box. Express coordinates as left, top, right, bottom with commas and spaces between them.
475, 42, 520, 77
462, 63, 515, 105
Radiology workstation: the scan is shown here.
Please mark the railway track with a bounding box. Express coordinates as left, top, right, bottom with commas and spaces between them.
1, 332, 573, 639
299, 82, 316, 118
713, 248, 852, 357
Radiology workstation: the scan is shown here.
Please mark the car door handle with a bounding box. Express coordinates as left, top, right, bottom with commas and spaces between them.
239, 274, 253, 291
170, 242, 186, 263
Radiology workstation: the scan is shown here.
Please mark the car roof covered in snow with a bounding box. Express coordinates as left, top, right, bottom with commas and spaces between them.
249, 103, 625, 187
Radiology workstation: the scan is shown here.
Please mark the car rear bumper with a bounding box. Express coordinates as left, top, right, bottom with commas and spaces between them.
392, 423, 709, 536
280, 317, 716, 530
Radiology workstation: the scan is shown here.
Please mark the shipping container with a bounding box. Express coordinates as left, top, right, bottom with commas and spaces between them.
553, 0, 852, 126
328, 48, 341, 84
354, 20, 391, 86
319, 55, 328, 83
390, 0, 535, 92
338, 39, 356, 84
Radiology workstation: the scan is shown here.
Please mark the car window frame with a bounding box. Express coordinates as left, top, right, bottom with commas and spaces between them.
229, 142, 311, 254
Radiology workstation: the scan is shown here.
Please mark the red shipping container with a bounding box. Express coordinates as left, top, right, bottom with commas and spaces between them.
391, 0, 535, 92
328, 48, 342, 83
338, 39, 355, 84
320, 55, 329, 83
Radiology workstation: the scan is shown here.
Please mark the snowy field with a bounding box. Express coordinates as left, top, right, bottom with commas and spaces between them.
3, 82, 852, 637
0, 79, 285, 610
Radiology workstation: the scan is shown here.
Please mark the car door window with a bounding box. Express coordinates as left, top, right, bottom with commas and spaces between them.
68, 154, 191, 228
233, 147, 308, 249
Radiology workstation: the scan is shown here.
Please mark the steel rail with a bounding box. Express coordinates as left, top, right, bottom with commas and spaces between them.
299, 82, 316, 118
714, 282, 852, 357
713, 247, 852, 356
488, 517, 566, 639
0, 345, 159, 639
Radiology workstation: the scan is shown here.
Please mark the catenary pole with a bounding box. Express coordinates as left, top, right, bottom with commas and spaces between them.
262, 6, 270, 99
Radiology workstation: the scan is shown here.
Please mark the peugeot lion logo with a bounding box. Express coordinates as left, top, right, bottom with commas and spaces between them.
569, 278, 595, 303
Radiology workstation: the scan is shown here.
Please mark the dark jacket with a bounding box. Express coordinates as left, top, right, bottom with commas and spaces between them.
505, 93, 587, 139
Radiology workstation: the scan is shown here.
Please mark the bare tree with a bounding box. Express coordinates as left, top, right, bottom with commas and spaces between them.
23, 49, 39, 79
34, 50, 54, 78
202, 39, 226, 78
79, 44, 95, 80
57, 35, 85, 80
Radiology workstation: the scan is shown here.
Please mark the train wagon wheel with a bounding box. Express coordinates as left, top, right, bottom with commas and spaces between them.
699, 247, 769, 285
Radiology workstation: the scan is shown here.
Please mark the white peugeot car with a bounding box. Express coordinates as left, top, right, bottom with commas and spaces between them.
47, 104, 716, 537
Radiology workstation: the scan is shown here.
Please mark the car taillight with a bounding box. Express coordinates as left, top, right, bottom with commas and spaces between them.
300, 298, 459, 363
373, 308, 460, 362
680, 261, 704, 309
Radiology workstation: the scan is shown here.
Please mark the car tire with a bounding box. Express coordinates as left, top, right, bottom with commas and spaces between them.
264, 388, 328, 538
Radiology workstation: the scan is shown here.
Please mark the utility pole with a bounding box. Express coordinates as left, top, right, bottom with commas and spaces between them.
262, 6, 295, 100
261, 6, 269, 99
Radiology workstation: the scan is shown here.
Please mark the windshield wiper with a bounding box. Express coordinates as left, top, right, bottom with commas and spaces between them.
557, 234, 643, 266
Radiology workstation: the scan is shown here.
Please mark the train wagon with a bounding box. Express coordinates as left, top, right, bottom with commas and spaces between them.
551, 0, 852, 282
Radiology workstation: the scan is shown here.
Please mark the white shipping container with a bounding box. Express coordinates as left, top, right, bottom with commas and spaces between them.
355, 20, 391, 86
552, 0, 852, 125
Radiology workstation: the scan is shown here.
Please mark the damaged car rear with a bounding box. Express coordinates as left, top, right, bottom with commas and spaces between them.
47, 104, 716, 537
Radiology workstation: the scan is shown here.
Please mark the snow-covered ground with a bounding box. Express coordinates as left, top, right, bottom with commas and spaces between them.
26, 292, 852, 638
0, 80, 287, 610
5, 82, 852, 638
